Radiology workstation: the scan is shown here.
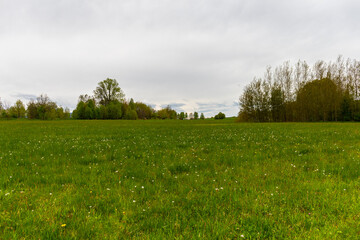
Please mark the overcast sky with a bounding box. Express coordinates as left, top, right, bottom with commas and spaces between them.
1, 0, 359, 117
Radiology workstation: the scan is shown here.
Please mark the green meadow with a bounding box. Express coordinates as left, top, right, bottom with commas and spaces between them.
1, 120, 360, 239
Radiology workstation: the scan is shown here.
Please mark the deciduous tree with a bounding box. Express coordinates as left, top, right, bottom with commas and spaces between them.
194, 112, 199, 120
94, 78, 125, 106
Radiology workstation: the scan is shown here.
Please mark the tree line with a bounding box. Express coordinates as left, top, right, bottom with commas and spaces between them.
238, 56, 360, 122
0, 95, 70, 120
0, 78, 208, 120
72, 78, 207, 120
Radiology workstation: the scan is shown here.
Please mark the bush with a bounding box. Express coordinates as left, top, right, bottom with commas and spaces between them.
214, 112, 225, 119
125, 109, 138, 120
354, 112, 360, 122
107, 101, 122, 119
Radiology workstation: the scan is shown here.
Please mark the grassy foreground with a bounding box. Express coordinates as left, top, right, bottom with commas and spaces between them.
0, 120, 360, 239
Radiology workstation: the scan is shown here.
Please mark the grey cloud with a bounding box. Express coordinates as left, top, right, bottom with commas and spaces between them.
148, 104, 156, 109
160, 103, 186, 113
10, 93, 37, 101
1, 0, 359, 116
161, 103, 186, 108
196, 102, 237, 117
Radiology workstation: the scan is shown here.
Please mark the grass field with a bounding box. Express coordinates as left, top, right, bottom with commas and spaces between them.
1, 120, 360, 239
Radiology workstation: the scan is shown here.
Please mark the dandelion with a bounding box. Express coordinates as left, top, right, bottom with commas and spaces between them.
61, 224, 66, 227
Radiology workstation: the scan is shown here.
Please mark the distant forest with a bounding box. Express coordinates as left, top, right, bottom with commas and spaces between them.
0, 78, 210, 120
2, 56, 358, 122
239, 56, 360, 122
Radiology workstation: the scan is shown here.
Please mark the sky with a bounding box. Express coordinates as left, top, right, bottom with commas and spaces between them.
1, 0, 360, 117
